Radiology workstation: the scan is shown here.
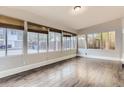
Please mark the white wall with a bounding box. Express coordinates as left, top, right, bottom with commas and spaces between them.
121, 18, 124, 64
77, 19, 123, 61
0, 50, 77, 78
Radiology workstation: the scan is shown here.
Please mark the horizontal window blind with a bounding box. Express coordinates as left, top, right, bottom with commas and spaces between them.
72, 33, 77, 36
0, 15, 77, 35
49, 28, 62, 33
63, 31, 72, 37
28, 22, 48, 34
63, 31, 77, 37
0, 15, 24, 30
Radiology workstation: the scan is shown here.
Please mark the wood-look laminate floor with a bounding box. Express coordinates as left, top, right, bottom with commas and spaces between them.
0, 57, 124, 87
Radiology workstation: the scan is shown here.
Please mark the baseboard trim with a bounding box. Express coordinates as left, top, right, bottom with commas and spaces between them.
0, 54, 76, 78
78, 55, 121, 61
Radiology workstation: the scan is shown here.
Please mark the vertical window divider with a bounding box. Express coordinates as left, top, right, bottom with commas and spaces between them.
47, 28, 50, 53
24, 21, 28, 55
72, 36, 73, 50
61, 31, 63, 52
77, 36, 79, 51
5, 28, 7, 56
23, 21, 28, 65
70, 34, 72, 51
54, 32, 56, 51
86, 34, 88, 49
101, 32, 103, 49
76, 36, 78, 54
66, 36, 67, 51
38, 33, 39, 53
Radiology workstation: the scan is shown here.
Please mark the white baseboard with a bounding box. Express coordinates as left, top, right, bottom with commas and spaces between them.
78, 54, 121, 61
121, 59, 124, 64
0, 54, 76, 78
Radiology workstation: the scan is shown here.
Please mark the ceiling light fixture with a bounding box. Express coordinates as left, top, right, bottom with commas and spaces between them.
74, 6, 81, 12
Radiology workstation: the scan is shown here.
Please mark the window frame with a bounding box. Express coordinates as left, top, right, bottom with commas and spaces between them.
48, 31, 62, 52
27, 31, 39, 54
7, 28, 24, 56
39, 33, 48, 53
86, 31, 116, 50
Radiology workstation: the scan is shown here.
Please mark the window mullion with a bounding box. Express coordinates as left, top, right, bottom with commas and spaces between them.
5, 28, 7, 56
38, 33, 39, 53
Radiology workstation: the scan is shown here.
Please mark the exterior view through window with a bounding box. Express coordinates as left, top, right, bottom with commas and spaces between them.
49, 32, 61, 51
63, 36, 71, 50
87, 34, 94, 49
0, 27, 23, 56
73, 36, 77, 49
87, 31, 115, 50
0, 27, 77, 57
49, 32, 55, 51
0, 28, 6, 57
55, 32, 61, 51
39, 33, 47, 53
7, 28, 23, 55
78, 35, 86, 49
28, 32, 38, 54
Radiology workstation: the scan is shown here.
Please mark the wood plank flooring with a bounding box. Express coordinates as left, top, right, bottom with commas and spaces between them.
0, 57, 124, 87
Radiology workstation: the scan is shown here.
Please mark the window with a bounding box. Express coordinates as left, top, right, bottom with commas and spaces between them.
66, 36, 71, 50
63, 35, 71, 50
28, 32, 38, 54
71, 36, 77, 49
0, 28, 23, 56
39, 33, 47, 53
11, 31, 16, 35
73, 36, 77, 49
0, 28, 6, 57
49, 32, 61, 51
63, 36, 66, 50
55, 32, 61, 51
87, 31, 115, 50
7, 28, 23, 55
78, 35, 86, 49
94, 33, 102, 49
109, 31, 115, 49
87, 34, 94, 49
101, 31, 115, 50
49, 32, 55, 51
101, 32, 109, 49
71, 36, 74, 49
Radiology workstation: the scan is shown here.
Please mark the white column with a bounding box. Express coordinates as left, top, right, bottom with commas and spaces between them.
23, 21, 28, 65
121, 18, 124, 64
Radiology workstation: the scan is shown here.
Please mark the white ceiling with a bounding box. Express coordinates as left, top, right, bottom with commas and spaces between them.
1, 6, 124, 32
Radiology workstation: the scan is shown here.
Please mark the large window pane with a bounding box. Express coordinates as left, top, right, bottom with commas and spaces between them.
28, 32, 38, 54
55, 32, 61, 51
101, 32, 109, 50
7, 28, 23, 55
66, 37, 71, 50
87, 31, 116, 50
39, 33, 47, 53
71, 36, 74, 49
109, 31, 115, 49
63, 36, 67, 50
49, 32, 55, 51
78, 35, 86, 49
94, 33, 102, 49
73, 36, 77, 49
87, 34, 94, 49
0, 28, 6, 57
49, 32, 61, 51
63, 36, 71, 50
